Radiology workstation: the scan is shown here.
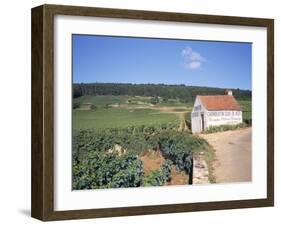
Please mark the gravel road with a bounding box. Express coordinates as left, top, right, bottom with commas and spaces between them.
200, 128, 252, 183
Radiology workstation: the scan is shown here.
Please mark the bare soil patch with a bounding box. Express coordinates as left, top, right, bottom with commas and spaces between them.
166, 166, 188, 185
139, 150, 165, 175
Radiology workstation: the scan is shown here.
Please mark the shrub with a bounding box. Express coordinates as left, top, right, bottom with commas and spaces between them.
150, 96, 159, 105
161, 159, 173, 182
155, 131, 197, 174
142, 170, 164, 187
90, 104, 97, 110
160, 123, 167, 130
185, 120, 191, 130
205, 123, 247, 134
73, 103, 80, 109
108, 158, 144, 188
244, 119, 252, 126
73, 152, 144, 190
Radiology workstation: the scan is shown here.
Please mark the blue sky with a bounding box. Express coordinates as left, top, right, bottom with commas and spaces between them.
72, 35, 252, 90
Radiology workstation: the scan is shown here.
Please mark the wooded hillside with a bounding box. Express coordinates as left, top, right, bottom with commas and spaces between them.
73, 83, 251, 102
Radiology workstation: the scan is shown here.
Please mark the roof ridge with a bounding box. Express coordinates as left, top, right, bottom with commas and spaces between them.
197, 95, 241, 111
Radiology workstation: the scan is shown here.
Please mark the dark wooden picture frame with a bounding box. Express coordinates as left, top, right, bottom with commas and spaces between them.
31, 4, 274, 221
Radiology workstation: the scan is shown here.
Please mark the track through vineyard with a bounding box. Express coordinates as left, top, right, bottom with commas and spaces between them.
199, 128, 252, 183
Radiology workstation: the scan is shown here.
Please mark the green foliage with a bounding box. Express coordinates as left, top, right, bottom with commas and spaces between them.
73, 127, 209, 189
238, 100, 252, 122
73, 86, 83, 98
244, 118, 252, 126
161, 159, 173, 182
185, 119, 191, 130
205, 123, 247, 134
139, 160, 173, 187
90, 104, 97, 110
73, 103, 80, 109
73, 83, 252, 103
142, 170, 164, 187
73, 125, 180, 159
73, 95, 128, 107
73, 151, 144, 190
150, 96, 160, 105
73, 108, 179, 130
155, 131, 203, 174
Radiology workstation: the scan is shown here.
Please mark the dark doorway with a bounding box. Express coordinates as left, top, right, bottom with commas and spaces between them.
201, 113, 204, 131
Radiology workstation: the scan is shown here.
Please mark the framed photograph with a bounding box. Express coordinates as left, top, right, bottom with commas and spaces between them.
31, 4, 274, 221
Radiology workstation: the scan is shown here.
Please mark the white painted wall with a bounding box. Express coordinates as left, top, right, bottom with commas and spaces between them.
191, 97, 204, 133
0, 1, 280, 226
205, 110, 243, 128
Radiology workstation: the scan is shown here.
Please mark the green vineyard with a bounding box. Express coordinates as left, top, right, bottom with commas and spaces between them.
72, 126, 209, 190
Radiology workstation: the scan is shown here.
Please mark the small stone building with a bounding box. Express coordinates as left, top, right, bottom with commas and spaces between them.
191, 90, 242, 133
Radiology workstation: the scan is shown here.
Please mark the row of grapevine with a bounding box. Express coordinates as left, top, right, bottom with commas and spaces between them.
73, 125, 208, 190
155, 130, 205, 174
73, 152, 144, 189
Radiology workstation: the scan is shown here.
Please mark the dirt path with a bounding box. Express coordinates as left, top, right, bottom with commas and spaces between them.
199, 128, 252, 183
177, 112, 189, 131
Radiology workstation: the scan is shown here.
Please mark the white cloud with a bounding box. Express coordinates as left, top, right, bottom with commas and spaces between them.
188, 61, 201, 69
181, 47, 206, 70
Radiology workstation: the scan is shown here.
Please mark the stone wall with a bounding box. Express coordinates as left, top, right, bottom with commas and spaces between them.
192, 154, 209, 184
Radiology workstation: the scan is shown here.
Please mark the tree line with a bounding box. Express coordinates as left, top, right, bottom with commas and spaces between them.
73, 83, 251, 102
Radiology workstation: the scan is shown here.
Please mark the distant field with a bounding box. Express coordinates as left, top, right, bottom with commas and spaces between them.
73, 95, 129, 107
73, 95, 184, 130
157, 101, 190, 108
73, 95, 251, 130
73, 108, 179, 130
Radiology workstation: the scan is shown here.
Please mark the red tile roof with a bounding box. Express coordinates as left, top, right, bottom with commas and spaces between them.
198, 95, 241, 111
